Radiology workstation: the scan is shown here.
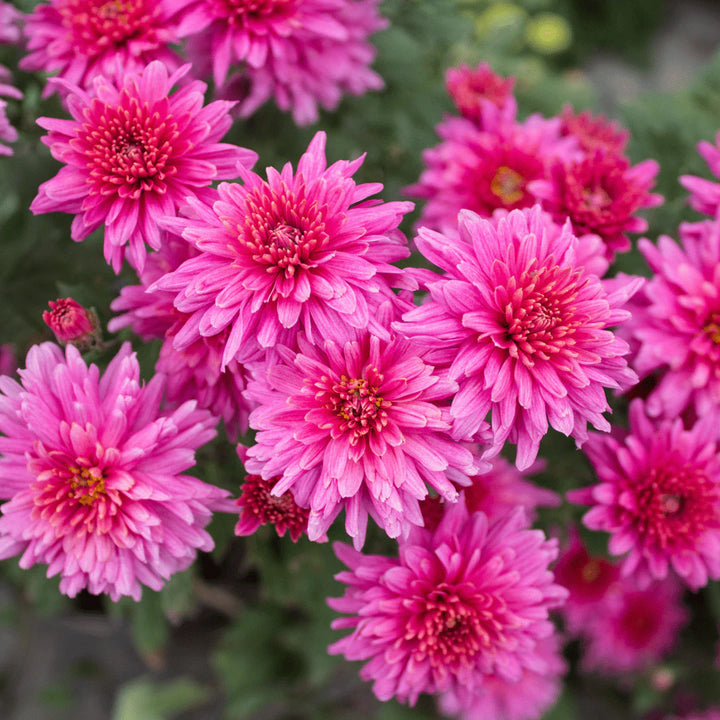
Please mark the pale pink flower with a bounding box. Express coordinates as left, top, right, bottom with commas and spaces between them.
0, 1, 23, 45
0, 342, 230, 601
20, 0, 196, 94
30, 61, 257, 273
182, 0, 386, 125
153, 131, 415, 367
570, 399, 720, 590
328, 502, 567, 705
0, 66, 22, 156
244, 328, 481, 548
437, 635, 566, 720
397, 206, 641, 469
628, 222, 720, 420
680, 132, 720, 219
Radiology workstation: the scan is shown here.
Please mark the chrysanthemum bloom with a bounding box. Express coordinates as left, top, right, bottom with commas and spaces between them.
181, 0, 386, 125
154, 131, 415, 367
20, 0, 196, 95
43, 297, 100, 347
328, 502, 567, 705
553, 527, 620, 634
109, 235, 253, 439
244, 329, 481, 547
444, 62, 516, 131
0, 342, 231, 601
436, 635, 567, 720
570, 399, 720, 590
580, 575, 687, 675
628, 222, 720, 419
680, 132, 720, 219
397, 206, 641, 469
30, 61, 258, 273
235, 474, 309, 542
0, 1, 22, 45
406, 116, 577, 234
559, 105, 629, 156
0, 66, 22, 156
528, 149, 662, 260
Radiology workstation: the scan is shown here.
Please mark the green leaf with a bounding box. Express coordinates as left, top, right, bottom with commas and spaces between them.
112, 676, 210, 720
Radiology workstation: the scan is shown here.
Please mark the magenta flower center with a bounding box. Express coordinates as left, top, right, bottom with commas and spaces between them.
240, 184, 329, 279
210, 0, 297, 26
633, 464, 718, 550
490, 165, 525, 205
618, 594, 659, 647
58, 0, 157, 52
330, 372, 390, 440
80, 94, 180, 199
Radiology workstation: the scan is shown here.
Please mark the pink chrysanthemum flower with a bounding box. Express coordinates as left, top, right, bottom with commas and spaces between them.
559, 105, 629, 156
628, 222, 720, 419
445, 62, 517, 131
43, 297, 100, 347
0, 64, 22, 157
235, 473, 309, 542
436, 635, 566, 720
109, 235, 253, 440
182, 0, 386, 125
0, 1, 23, 45
680, 132, 720, 219
528, 150, 662, 260
328, 502, 567, 706
244, 329, 481, 547
397, 207, 641, 469
154, 131, 415, 367
30, 61, 257, 273
569, 399, 720, 590
0, 342, 231, 601
405, 114, 577, 234
20, 0, 196, 94
580, 575, 687, 675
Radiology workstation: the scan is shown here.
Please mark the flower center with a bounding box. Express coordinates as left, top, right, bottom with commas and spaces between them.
58, 0, 157, 52
703, 313, 720, 344
69, 465, 107, 506
331, 373, 390, 441
490, 165, 525, 205
210, 0, 297, 26
581, 558, 602, 583
581, 185, 612, 211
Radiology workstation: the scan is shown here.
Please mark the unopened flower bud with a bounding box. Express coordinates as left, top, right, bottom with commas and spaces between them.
43, 298, 100, 348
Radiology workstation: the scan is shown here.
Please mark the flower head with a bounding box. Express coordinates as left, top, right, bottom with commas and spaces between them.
154, 131, 415, 367
244, 328, 481, 547
182, 0, 386, 125
680, 132, 720, 219
570, 399, 720, 590
559, 105, 629, 156
44, 297, 100, 347
30, 61, 257, 273
397, 206, 641, 469
0, 342, 230, 601
0, 1, 23, 45
0, 65, 22, 156
328, 502, 567, 706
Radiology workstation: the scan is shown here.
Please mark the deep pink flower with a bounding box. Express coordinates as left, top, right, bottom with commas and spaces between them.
405, 114, 577, 234
570, 399, 720, 590
580, 575, 687, 675
181, 0, 386, 125
30, 61, 257, 273
20, 0, 196, 94
628, 222, 720, 419
445, 62, 516, 131
528, 149, 662, 260
559, 105, 629, 156
43, 297, 99, 347
680, 133, 720, 218
0, 342, 230, 601
397, 207, 641, 469
244, 328, 481, 547
235, 473, 309, 542
437, 635, 566, 720
153, 131, 415, 367
109, 234, 253, 440
328, 502, 567, 706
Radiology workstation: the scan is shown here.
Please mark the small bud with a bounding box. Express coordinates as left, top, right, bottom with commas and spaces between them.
43, 298, 100, 348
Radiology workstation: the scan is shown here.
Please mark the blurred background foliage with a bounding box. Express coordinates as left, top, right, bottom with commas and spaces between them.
2, 0, 720, 718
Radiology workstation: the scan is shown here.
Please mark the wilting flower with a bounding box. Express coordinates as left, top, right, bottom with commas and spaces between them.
397, 206, 641, 469
20, 0, 196, 94
0, 342, 230, 601
30, 61, 257, 272
328, 502, 567, 705
437, 636, 566, 720
182, 0, 386, 125
43, 297, 99, 347
570, 399, 720, 590
628, 222, 720, 419
154, 131, 415, 367
680, 132, 720, 219
244, 328, 480, 547
235, 473, 309, 542
559, 105, 629, 156
528, 149, 662, 260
